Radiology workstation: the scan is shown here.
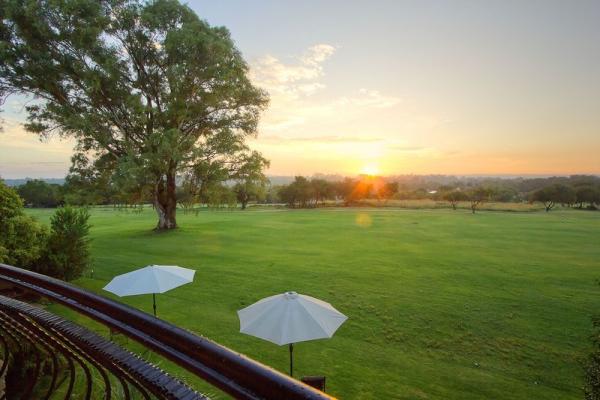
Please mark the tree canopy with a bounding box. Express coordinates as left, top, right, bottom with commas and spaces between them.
0, 0, 268, 229
531, 184, 577, 212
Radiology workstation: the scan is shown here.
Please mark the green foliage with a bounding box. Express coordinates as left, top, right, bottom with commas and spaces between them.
585, 314, 600, 400
0, 179, 24, 221
40, 207, 91, 281
0, 0, 268, 230
467, 186, 495, 213
17, 179, 62, 207
204, 184, 236, 209
532, 184, 577, 212
576, 186, 600, 209
1, 181, 90, 280
279, 176, 316, 208
0, 214, 48, 268
0, 181, 47, 267
232, 152, 270, 209
442, 189, 468, 210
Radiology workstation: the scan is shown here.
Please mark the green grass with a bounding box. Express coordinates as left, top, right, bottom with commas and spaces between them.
26, 207, 600, 399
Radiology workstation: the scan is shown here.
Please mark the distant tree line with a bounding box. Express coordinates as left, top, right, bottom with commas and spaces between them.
276, 176, 398, 208
8, 174, 600, 213
271, 174, 600, 213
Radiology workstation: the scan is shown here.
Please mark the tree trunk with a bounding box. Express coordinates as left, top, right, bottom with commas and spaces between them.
154, 168, 177, 230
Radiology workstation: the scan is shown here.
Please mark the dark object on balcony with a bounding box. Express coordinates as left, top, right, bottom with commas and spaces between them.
301, 376, 326, 392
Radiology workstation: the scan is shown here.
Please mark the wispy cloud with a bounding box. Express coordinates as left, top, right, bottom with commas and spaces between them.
250, 44, 336, 99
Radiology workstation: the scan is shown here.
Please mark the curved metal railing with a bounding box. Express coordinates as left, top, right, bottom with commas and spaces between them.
0, 263, 335, 400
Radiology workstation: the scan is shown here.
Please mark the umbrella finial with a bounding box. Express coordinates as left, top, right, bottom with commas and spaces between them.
284, 291, 298, 299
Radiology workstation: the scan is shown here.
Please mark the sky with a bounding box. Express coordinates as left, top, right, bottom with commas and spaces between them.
1, 0, 599, 178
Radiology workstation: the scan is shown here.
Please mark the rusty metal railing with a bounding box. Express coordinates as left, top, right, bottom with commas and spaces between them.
0, 263, 335, 400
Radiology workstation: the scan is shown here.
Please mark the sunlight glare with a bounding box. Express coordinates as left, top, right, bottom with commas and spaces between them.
360, 164, 380, 176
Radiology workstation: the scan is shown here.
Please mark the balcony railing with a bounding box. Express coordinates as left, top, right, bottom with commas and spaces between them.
0, 263, 335, 400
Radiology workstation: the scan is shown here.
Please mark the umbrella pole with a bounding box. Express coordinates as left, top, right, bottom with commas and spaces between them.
289, 343, 294, 376
152, 293, 157, 317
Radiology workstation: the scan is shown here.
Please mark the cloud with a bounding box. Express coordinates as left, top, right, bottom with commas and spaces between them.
250, 44, 336, 99
300, 44, 336, 66
249, 44, 408, 138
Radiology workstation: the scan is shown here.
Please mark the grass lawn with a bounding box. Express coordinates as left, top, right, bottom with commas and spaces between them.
26, 207, 600, 399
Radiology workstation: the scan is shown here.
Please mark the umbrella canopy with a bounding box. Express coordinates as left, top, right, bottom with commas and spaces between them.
238, 291, 347, 346
238, 291, 347, 376
103, 265, 195, 317
103, 265, 195, 297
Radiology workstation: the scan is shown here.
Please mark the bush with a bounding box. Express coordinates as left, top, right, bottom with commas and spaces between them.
0, 179, 24, 221
40, 207, 91, 281
0, 214, 48, 268
0, 181, 48, 268
585, 315, 600, 399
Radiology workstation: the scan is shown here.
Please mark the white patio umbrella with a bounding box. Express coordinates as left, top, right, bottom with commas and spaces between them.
237, 291, 347, 376
103, 265, 195, 317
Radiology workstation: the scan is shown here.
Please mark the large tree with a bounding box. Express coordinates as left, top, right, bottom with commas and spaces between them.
0, 0, 268, 230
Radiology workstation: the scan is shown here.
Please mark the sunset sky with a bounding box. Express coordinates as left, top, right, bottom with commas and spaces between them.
1, 0, 599, 178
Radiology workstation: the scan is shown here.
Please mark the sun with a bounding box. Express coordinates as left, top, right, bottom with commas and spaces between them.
360, 164, 380, 176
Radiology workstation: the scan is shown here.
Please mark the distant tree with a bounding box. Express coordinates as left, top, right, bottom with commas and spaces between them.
555, 184, 577, 207
279, 176, 319, 208
532, 184, 576, 212
335, 178, 357, 205
232, 153, 270, 210
467, 187, 493, 214
17, 180, 62, 208
0, 0, 268, 230
264, 185, 282, 204
63, 154, 115, 206
278, 184, 297, 208
442, 190, 468, 210
310, 178, 335, 205
176, 179, 198, 214
576, 186, 600, 209
490, 187, 518, 203
40, 207, 91, 281
233, 181, 267, 210
205, 184, 236, 209
377, 181, 399, 202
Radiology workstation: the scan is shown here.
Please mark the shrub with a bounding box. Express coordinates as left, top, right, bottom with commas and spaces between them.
0, 214, 48, 268
0, 181, 48, 268
40, 207, 91, 281
585, 315, 600, 399
0, 179, 24, 221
